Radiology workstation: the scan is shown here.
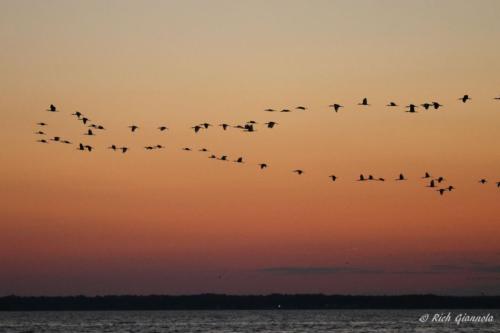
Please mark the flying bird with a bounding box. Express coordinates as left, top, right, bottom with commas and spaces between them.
37, 122, 47, 126
72, 111, 82, 118
258, 163, 268, 170
35, 131, 45, 135
199, 148, 208, 152
120, 147, 128, 153
293, 169, 304, 175
358, 98, 369, 106
219, 155, 228, 161
219, 123, 230, 130
406, 104, 418, 113
192, 125, 202, 133
296, 106, 307, 110
396, 173, 407, 181
479, 179, 487, 184
432, 102, 443, 109
37, 139, 48, 143
47, 104, 58, 112
358, 174, 366, 181
129, 125, 139, 132
329, 104, 343, 112
422, 172, 431, 179
386, 102, 397, 107
280, 109, 291, 113
436, 176, 445, 183
427, 180, 436, 188
50, 136, 60, 142
108, 145, 117, 151
81, 117, 89, 125
264, 108, 275, 112
329, 175, 337, 181
182, 147, 192, 151
265, 121, 278, 128
459, 94, 470, 103
496, 181, 500, 188
84, 129, 94, 136
234, 157, 244, 163
421, 103, 432, 110
437, 188, 446, 195
158, 126, 168, 131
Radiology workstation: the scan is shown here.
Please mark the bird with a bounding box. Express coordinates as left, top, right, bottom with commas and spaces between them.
427, 180, 436, 188
156, 145, 164, 149
459, 94, 470, 103
396, 173, 406, 181
264, 108, 275, 112
329, 104, 343, 112
50, 136, 60, 142
422, 172, 431, 179
293, 169, 304, 175
47, 104, 58, 112
108, 145, 117, 151
358, 98, 369, 106
84, 129, 94, 136
496, 181, 500, 188
200, 123, 211, 129
479, 179, 487, 184
36, 122, 47, 126
378, 178, 385, 181
219, 155, 228, 161
368, 175, 374, 180
88, 124, 97, 129
120, 147, 128, 153
280, 109, 291, 113
81, 117, 89, 125
437, 188, 447, 195
77, 143, 85, 151
182, 147, 192, 151
432, 102, 443, 109
61, 140, 71, 144
447, 185, 455, 192
72, 111, 82, 118
158, 126, 168, 131
258, 163, 268, 170
358, 174, 366, 181
406, 104, 418, 113
192, 125, 202, 133
494, 96, 500, 100
219, 123, 230, 130
145, 146, 154, 150
37, 139, 48, 143
35, 131, 45, 135
329, 175, 337, 181
234, 157, 244, 163
436, 176, 445, 183
386, 102, 397, 107
96, 125, 105, 130
296, 106, 307, 110
209, 154, 217, 159
85, 145, 93, 152
265, 121, 278, 128
421, 103, 432, 110
129, 125, 139, 132
243, 124, 255, 132
199, 148, 208, 152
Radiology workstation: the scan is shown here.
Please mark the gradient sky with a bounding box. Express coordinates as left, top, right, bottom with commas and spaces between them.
1, 0, 500, 296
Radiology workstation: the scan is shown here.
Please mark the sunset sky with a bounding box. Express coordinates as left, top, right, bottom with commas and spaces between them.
1, 0, 500, 296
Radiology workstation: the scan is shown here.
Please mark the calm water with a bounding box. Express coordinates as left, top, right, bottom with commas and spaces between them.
0, 310, 498, 332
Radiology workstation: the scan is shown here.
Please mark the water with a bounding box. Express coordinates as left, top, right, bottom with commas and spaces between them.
0, 310, 498, 332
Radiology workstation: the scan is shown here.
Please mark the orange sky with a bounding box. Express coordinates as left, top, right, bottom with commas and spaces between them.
1, 0, 500, 296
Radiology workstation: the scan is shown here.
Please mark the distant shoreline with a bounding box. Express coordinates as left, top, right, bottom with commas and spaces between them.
1, 294, 499, 311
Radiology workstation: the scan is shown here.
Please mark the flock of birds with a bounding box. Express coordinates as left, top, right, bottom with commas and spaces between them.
35, 95, 500, 196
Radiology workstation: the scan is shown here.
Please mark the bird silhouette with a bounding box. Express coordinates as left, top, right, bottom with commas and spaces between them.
209, 154, 217, 159
201, 123, 212, 129
447, 185, 455, 191
329, 104, 343, 112
396, 173, 406, 181
421, 103, 432, 110
432, 102, 443, 109
72, 111, 82, 118
386, 102, 397, 107
35, 131, 45, 135
293, 169, 304, 175
243, 124, 255, 132
219, 155, 228, 161
234, 157, 244, 163
459, 94, 471, 103
329, 175, 337, 181
37, 122, 47, 126
265, 121, 278, 128
358, 174, 366, 181
81, 117, 90, 125
494, 96, 500, 100
182, 147, 192, 151
378, 177, 385, 181
37, 139, 48, 143
61, 140, 71, 144
199, 148, 208, 152
406, 104, 418, 113
77, 143, 85, 150
496, 181, 500, 188
264, 108, 275, 112
358, 98, 369, 106
47, 104, 58, 112
145, 146, 154, 150
84, 129, 94, 136
129, 125, 139, 132
158, 126, 168, 131
108, 145, 117, 151
427, 180, 436, 188
85, 145, 93, 152
219, 123, 230, 130
96, 125, 105, 130
120, 147, 128, 153
192, 125, 202, 133
156, 145, 164, 149
50, 136, 60, 142
479, 179, 487, 184
368, 175, 374, 180
436, 176, 445, 183
422, 172, 431, 179
296, 106, 307, 110
437, 188, 446, 195
258, 163, 268, 169
280, 109, 291, 113
89, 124, 98, 129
